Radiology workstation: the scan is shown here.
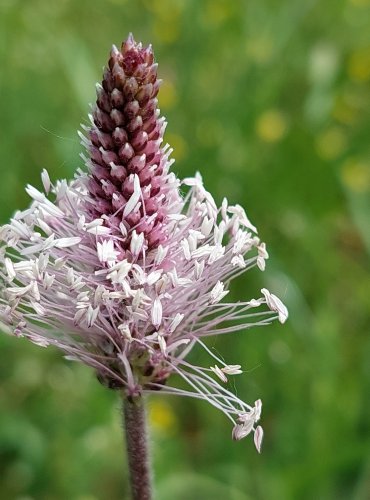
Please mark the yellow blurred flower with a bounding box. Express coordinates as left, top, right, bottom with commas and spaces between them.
347, 47, 370, 82
202, 0, 235, 26
153, 20, 180, 44
149, 399, 178, 433
144, 0, 184, 17
106, 0, 127, 4
348, 0, 370, 6
148, 0, 183, 43
246, 37, 274, 65
332, 94, 359, 125
256, 109, 288, 143
341, 158, 370, 192
315, 127, 348, 160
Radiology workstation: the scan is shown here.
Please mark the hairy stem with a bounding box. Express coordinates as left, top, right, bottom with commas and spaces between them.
123, 395, 152, 500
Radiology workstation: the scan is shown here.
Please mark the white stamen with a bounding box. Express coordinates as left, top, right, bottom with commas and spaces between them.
169, 313, 184, 333
210, 281, 229, 304
214, 221, 226, 246
86, 305, 99, 327
154, 244, 168, 265
182, 175, 203, 188
146, 270, 162, 285
254, 425, 264, 453
118, 323, 133, 342
151, 297, 162, 327
232, 420, 255, 441
258, 242, 269, 259
37, 218, 52, 236
55, 237, 81, 248
194, 260, 205, 279
158, 334, 167, 355
228, 204, 258, 233
210, 365, 228, 383
257, 256, 266, 271
248, 298, 263, 307
208, 244, 225, 264
130, 230, 145, 257
41, 169, 51, 194
25, 184, 45, 202
43, 273, 55, 289
119, 222, 128, 237
166, 338, 191, 353
231, 255, 246, 268
261, 288, 288, 323
201, 216, 214, 237
10, 219, 32, 238
31, 301, 46, 316
39, 201, 64, 218
97, 239, 119, 264
4, 258, 16, 281
222, 364, 242, 375
254, 399, 262, 421
7, 283, 33, 298
181, 239, 191, 261
123, 174, 141, 217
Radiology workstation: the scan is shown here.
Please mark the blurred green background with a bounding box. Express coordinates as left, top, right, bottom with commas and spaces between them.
0, 0, 369, 499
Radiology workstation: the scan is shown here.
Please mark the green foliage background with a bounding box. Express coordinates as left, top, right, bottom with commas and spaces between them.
0, 0, 369, 498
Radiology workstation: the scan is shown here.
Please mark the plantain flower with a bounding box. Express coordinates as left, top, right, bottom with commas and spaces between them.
0, 34, 287, 452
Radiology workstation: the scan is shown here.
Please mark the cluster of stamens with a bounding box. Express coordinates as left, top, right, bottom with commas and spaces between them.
0, 35, 288, 452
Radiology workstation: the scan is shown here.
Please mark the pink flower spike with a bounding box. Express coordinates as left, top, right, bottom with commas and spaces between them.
0, 34, 288, 452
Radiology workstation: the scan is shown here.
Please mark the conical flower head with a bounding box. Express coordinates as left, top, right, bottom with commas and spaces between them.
0, 35, 288, 452
81, 33, 181, 254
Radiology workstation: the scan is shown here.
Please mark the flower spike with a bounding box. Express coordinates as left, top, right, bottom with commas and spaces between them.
0, 35, 288, 452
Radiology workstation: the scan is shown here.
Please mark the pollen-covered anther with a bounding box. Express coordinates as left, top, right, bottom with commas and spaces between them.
261, 288, 288, 323
257, 242, 269, 271
157, 334, 167, 356
222, 364, 243, 376
231, 255, 246, 268
232, 420, 255, 441
169, 313, 184, 333
41, 169, 51, 194
118, 323, 133, 342
130, 230, 145, 257
97, 240, 119, 264
254, 426, 264, 453
210, 365, 228, 383
209, 281, 229, 304
151, 297, 162, 328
